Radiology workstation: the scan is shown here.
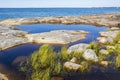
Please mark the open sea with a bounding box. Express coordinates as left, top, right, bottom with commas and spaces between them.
0, 8, 120, 80
0, 8, 120, 21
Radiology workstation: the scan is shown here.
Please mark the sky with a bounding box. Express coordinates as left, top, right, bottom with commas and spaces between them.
0, 0, 120, 8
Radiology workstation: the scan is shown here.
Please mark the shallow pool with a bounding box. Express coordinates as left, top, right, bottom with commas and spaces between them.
0, 24, 108, 65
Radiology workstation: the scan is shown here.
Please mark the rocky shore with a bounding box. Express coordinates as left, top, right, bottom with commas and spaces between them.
0, 13, 120, 27
0, 12, 120, 50
0, 25, 89, 50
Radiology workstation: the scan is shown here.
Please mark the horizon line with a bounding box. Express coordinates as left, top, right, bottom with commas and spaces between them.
0, 7, 120, 8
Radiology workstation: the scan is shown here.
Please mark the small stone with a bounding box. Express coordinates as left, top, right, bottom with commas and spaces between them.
99, 49, 109, 55
70, 57, 77, 63
100, 61, 109, 67
64, 62, 82, 70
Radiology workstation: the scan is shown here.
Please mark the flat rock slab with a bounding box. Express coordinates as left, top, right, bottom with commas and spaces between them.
26, 30, 89, 44
97, 30, 120, 44
0, 13, 120, 27
0, 25, 28, 50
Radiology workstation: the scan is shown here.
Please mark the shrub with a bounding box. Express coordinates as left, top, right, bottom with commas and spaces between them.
87, 42, 100, 53
115, 54, 120, 70
20, 44, 61, 80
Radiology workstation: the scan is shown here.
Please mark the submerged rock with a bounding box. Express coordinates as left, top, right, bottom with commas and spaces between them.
12, 56, 28, 65
67, 43, 89, 53
26, 30, 89, 44
64, 62, 82, 70
83, 49, 98, 62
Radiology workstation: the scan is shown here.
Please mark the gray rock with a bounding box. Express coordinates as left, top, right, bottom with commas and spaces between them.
67, 43, 89, 53
0, 25, 28, 50
99, 31, 119, 38
83, 49, 98, 62
64, 62, 82, 70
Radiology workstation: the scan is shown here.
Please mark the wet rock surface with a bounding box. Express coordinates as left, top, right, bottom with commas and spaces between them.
0, 13, 120, 27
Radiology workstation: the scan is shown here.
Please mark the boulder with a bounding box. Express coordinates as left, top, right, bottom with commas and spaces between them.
83, 49, 98, 62
64, 62, 82, 70
67, 43, 89, 53
99, 49, 109, 55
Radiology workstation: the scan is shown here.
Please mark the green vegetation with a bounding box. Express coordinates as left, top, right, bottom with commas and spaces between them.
87, 42, 100, 53
20, 44, 61, 80
115, 55, 120, 70
105, 31, 120, 69
80, 61, 89, 72
20, 44, 91, 80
